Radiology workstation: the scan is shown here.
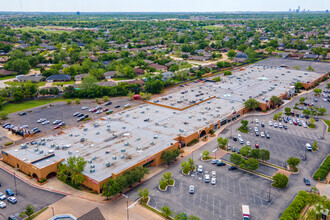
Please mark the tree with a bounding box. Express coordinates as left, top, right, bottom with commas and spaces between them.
243, 158, 259, 170
138, 188, 149, 203
161, 205, 172, 218
272, 173, 289, 188
302, 109, 311, 116
202, 150, 210, 159
4, 59, 31, 74
80, 74, 98, 91
0, 111, 8, 120
217, 137, 228, 149
285, 107, 291, 115
299, 97, 305, 104
273, 112, 283, 120
223, 70, 232, 76
312, 141, 318, 151
240, 145, 251, 157
327, 83, 330, 89
244, 98, 259, 113
145, 79, 164, 94
187, 157, 195, 170
250, 149, 260, 159
20, 205, 34, 220
287, 157, 300, 171
294, 81, 303, 92
313, 88, 322, 96
39, 88, 49, 96
227, 49, 236, 59
196, 70, 203, 78
49, 87, 59, 95
240, 120, 248, 129
103, 96, 110, 102
75, 98, 80, 104
293, 65, 300, 70
270, 96, 282, 108
259, 149, 270, 161
230, 153, 242, 166
161, 149, 180, 165
306, 65, 315, 71
102, 179, 119, 199
115, 175, 127, 192
318, 107, 327, 116
162, 172, 172, 185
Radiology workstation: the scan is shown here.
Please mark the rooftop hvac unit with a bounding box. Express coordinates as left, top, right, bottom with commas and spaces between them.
39, 150, 44, 154
154, 135, 158, 139
90, 169, 95, 173
106, 162, 111, 167
150, 142, 154, 145
90, 164, 95, 168
112, 156, 117, 160
124, 142, 129, 146
121, 149, 126, 153
69, 133, 73, 136
184, 121, 189, 125
136, 147, 141, 151
80, 138, 85, 142
68, 151, 72, 155
92, 156, 96, 160
84, 128, 88, 131
50, 144, 55, 148
88, 160, 92, 164
105, 150, 110, 154
121, 155, 125, 159
34, 148, 38, 152
48, 150, 54, 154
55, 146, 60, 150
136, 137, 141, 141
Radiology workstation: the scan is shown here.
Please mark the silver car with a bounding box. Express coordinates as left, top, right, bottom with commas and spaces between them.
211, 178, 216, 185
189, 185, 195, 194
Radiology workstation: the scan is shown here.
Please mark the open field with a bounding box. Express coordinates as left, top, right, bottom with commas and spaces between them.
12, 26, 71, 34
2, 98, 68, 114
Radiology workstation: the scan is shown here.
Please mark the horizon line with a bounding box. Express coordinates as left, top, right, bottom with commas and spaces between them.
0, 10, 328, 13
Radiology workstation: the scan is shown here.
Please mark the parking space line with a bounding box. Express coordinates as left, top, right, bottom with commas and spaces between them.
212, 196, 215, 215
252, 188, 256, 203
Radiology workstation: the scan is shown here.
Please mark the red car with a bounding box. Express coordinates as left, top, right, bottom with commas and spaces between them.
293, 121, 298, 125
91, 109, 97, 112
54, 125, 61, 130
103, 108, 109, 112
255, 144, 259, 148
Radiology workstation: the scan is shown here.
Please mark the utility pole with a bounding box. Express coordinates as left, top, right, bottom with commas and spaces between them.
14, 172, 17, 196
268, 179, 271, 202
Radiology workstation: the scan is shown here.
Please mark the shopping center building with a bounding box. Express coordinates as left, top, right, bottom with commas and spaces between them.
2, 64, 327, 193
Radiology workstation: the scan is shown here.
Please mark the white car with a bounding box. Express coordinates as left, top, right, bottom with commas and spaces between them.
211, 171, 216, 178
37, 118, 46, 123
124, 103, 131, 107
255, 119, 259, 123
0, 201, 6, 208
211, 178, 216, 185
189, 185, 195, 194
254, 127, 258, 132
0, 193, 6, 200
197, 165, 203, 173
42, 120, 49, 125
260, 132, 265, 137
274, 123, 278, 128
96, 110, 102, 114
246, 141, 250, 146
303, 123, 307, 128
269, 121, 273, 126
204, 174, 210, 183
289, 120, 293, 125
305, 143, 312, 151
279, 123, 283, 128
21, 125, 28, 129
237, 134, 242, 139
82, 106, 88, 110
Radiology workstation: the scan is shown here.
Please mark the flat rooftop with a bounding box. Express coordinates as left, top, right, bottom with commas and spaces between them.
4, 61, 328, 183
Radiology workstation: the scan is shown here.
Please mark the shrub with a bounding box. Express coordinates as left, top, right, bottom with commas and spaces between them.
213, 76, 221, 82
313, 155, 330, 181
272, 173, 289, 188
38, 178, 47, 183
224, 70, 232, 76
103, 96, 109, 102
279, 191, 310, 220
75, 98, 80, 104
0, 111, 8, 120
187, 139, 199, 146
66, 99, 72, 105
4, 142, 13, 146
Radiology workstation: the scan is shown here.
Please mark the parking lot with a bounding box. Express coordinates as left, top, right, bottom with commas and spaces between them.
0, 168, 64, 220
126, 81, 330, 220
1, 97, 138, 144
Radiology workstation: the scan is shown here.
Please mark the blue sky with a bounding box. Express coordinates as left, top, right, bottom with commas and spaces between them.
0, 0, 328, 12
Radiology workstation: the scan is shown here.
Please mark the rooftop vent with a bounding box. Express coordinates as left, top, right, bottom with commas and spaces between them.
105, 150, 110, 154
92, 156, 96, 160
112, 156, 117, 160
68, 151, 72, 155
121, 155, 125, 159
106, 162, 111, 167
154, 135, 158, 139
121, 148, 126, 153
124, 142, 129, 146
90, 164, 95, 168
90, 169, 95, 173
88, 160, 92, 163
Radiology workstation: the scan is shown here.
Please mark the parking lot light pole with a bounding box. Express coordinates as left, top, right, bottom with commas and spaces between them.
268, 179, 271, 202
122, 194, 129, 220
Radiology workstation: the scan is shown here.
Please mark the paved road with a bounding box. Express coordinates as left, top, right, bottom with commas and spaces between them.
0, 168, 65, 220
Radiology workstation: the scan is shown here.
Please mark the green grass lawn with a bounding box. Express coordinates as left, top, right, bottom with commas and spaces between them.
2, 98, 68, 114
0, 75, 17, 80
52, 80, 75, 86
111, 77, 132, 81
14, 26, 68, 34
4, 81, 46, 87
323, 119, 330, 132
202, 25, 223, 30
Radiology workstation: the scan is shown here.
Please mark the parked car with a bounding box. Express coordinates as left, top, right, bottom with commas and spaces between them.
8, 216, 17, 220
211, 159, 219, 164
0, 201, 6, 208
42, 120, 49, 125
269, 121, 273, 126
104, 101, 112, 106
305, 143, 312, 151
204, 174, 210, 183
279, 123, 283, 128
73, 112, 80, 116
197, 165, 203, 173
96, 110, 102, 114
233, 137, 238, 141
260, 132, 265, 138
239, 138, 244, 144
255, 144, 259, 148
19, 112, 26, 116
255, 119, 259, 123
211, 178, 216, 185
303, 178, 311, 186
54, 125, 61, 130
228, 166, 237, 170
7, 197, 17, 204
59, 122, 65, 126
261, 123, 265, 127
5, 189, 14, 196
274, 123, 278, 128
115, 105, 121, 108
246, 141, 250, 146
37, 118, 46, 123
81, 106, 88, 110
255, 131, 259, 136
0, 192, 6, 200
217, 161, 226, 166
254, 127, 258, 132
237, 134, 242, 139
189, 185, 195, 194
283, 125, 287, 130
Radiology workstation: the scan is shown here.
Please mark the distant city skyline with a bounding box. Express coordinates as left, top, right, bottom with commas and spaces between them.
0, 0, 328, 12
